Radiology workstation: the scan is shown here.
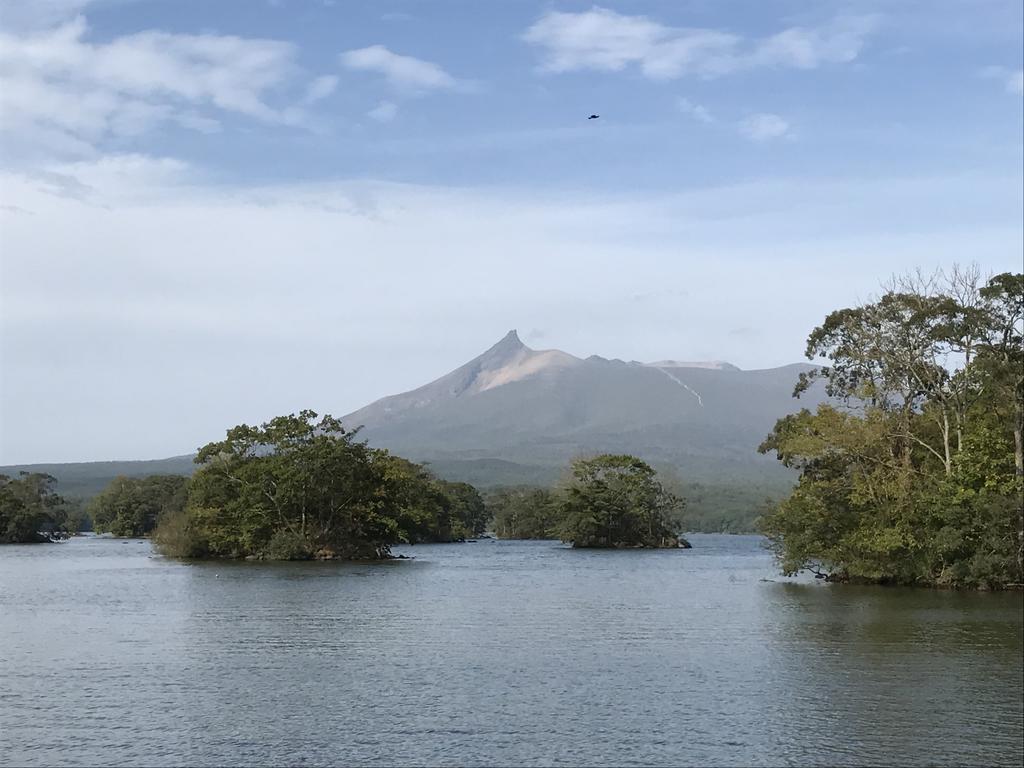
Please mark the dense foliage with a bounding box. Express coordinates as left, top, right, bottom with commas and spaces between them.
89, 475, 188, 537
760, 268, 1023, 589
153, 411, 488, 560
489, 487, 560, 538
0, 473, 66, 543
557, 455, 686, 548
488, 457, 688, 547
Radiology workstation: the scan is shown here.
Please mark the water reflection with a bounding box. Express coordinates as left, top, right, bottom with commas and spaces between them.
762, 582, 1023, 767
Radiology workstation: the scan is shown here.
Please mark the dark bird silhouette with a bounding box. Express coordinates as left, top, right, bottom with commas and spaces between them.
588, 114, 600, 119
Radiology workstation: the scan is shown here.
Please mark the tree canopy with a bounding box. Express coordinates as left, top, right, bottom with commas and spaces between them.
760, 267, 1023, 588
0, 473, 65, 543
489, 487, 561, 539
557, 455, 687, 548
153, 411, 490, 560
89, 475, 188, 537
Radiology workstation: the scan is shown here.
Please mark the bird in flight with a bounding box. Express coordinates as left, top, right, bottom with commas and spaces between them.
588, 114, 600, 120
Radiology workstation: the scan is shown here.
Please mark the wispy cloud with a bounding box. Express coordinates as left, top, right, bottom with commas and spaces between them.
368, 100, 398, 122
304, 74, 339, 104
981, 65, 1024, 95
0, 15, 330, 160
523, 7, 877, 80
738, 113, 791, 142
341, 45, 461, 92
678, 97, 714, 123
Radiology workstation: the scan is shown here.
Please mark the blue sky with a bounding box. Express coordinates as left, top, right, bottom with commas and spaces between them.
0, 0, 1022, 462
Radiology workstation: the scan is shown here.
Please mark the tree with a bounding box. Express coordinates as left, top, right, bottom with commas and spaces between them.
761, 267, 1024, 588
372, 453, 467, 543
489, 487, 560, 539
89, 475, 189, 537
0, 473, 64, 543
437, 480, 489, 538
976, 272, 1024, 573
152, 411, 492, 560
557, 455, 687, 548
162, 411, 394, 560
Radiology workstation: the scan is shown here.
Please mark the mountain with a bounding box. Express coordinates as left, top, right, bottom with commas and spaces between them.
2, 331, 825, 531
343, 330, 824, 494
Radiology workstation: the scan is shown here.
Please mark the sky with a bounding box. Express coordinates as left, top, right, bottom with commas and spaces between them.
0, 0, 1022, 464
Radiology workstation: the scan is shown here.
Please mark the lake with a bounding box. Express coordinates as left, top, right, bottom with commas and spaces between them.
0, 535, 1021, 767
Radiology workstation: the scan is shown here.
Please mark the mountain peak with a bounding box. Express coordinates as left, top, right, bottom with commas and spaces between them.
494, 329, 526, 350
478, 329, 529, 368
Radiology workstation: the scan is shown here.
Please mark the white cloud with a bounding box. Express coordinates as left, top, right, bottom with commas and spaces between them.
0, 15, 329, 160
0, 0, 96, 31
2, 158, 1019, 462
1012, 71, 1024, 96
739, 113, 791, 142
340, 45, 459, 91
522, 7, 877, 80
982, 66, 1024, 95
304, 74, 339, 104
678, 97, 714, 123
175, 112, 222, 134
368, 100, 398, 122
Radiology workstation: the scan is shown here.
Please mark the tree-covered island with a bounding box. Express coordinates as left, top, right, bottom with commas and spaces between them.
152, 411, 488, 560
557, 455, 689, 548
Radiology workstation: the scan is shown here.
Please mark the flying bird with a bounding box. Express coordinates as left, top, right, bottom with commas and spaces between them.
588, 114, 600, 120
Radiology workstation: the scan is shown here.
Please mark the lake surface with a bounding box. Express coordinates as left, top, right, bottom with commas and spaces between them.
0, 535, 1021, 767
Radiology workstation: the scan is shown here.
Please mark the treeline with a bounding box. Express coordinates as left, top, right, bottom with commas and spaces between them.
153, 424, 687, 559
759, 268, 1023, 589
104, 443, 686, 555
5, 415, 689, 557
489, 455, 688, 548
89, 475, 189, 537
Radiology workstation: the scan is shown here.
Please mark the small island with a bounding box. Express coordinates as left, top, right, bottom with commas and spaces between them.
151, 411, 489, 560
557, 454, 690, 549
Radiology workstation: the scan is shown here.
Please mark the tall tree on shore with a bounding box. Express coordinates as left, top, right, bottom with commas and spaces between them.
761, 267, 1024, 588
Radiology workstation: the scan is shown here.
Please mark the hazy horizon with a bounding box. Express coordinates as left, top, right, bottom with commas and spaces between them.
2, 0, 1022, 464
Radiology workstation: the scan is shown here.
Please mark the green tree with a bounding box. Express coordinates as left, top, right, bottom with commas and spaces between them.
557, 455, 687, 549
372, 453, 461, 543
159, 411, 394, 560
976, 272, 1024, 573
438, 480, 489, 538
489, 487, 560, 539
761, 268, 1023, 588
152, 411, 489, 560
89, 475, 189, 537
0, 473, 64, 543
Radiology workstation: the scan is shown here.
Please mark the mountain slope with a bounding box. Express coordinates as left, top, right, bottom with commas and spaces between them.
343, 330, 824, 488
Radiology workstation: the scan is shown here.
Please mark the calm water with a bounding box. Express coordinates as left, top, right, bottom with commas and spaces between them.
0, 535, 1021, 767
